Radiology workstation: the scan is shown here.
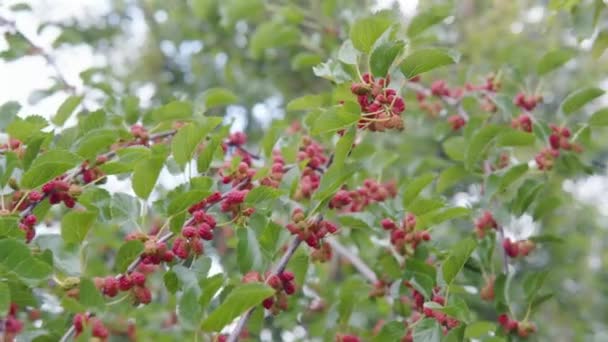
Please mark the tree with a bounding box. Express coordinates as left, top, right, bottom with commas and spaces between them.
1, 0, 608, 341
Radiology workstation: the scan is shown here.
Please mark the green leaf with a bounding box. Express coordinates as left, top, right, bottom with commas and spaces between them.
436, 165, 468, 193
132, 154, 166, 199
172, 123, 206, 167
199, 274, 224, 308
370, 41, 405, 77
22, 135, 46, 171
407, 5, 451, 37
61, 210, 97, 244
163, 270, 179, 293
244, 186, 282, 206
413, 318, 442, 342
465, 125, 502, 170
200, 283, 275, 331
21, 150, 83, 189
286, 94, 325, 112
0, 216, 24, 239
75, 129, 118, 160
403, 173, 435, 206
496, 130, 535, 147
498, 164, 529, 193
333, 127, 356, 167
523, 270, 550, 302
465, 321, 496, 338
168, 190, 211, 215
337, 39, 359, 65
236, 228, 264, 273
178, 287, 203, 330
592, 30, 608, 59
312, 102, 360, 135
349, 14, 393, 53
400, 48, 459, 79
537, 49, 576, 75
7, 116, 48, 141
589, 108, 608, 126
198, 127, 228, 173
408, 198, 444, 216
561, 87, 605, 115
152, 100, 193, 121
419, 207, 471, 227
442, 238, 477, 284
79, 278, 105, 310
0, 282, 9, 315
313, 162, 355, 203
203, 88, 238, 109
374, 321, 405, 342
312, 59, 353, 83
0, 101, 21, 130
249, 21, 300, 58
52, 95, 83, 126
115, 240, 144, 273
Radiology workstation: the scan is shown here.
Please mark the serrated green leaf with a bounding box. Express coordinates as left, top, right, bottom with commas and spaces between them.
589, 108, 608, 126
115, 240, 144, 273
200, 283, 275, 331
152, 100, 193, 121
0, 216, 24, 239
465, 321, 497, 338
407, 5, 451, 37
413, 318, 442, 342
0, 101, 20, 130
21, 150, 83, 189
132, 154, 166, 199
76, 129, 118, 160
52, 95, 83, 126
537, 49, 576, 75
172, 123, 207, 166
400, 48, 459, 78
436, 165, 468, 193
465, 125, 502, 170
203, 88, 238, 109
79, 278, 105, 310
442, 238, 477, 284
403, 173, 435, 206
237, 228, 264, 273
286, 94, 325, 112
497, 130, 535, 147
561, 87, 604, 115
370, 41, 404, 77
244, 186, 282, 206
312, 102, 360, 135
349, 14, 393, 53
199, 274, 224, 308
178, 287, 203, 330
374, 321, 405, 342
61, 210, 97, 244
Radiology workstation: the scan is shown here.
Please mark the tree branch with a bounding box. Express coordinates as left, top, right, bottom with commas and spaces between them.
325, 236, 378, 283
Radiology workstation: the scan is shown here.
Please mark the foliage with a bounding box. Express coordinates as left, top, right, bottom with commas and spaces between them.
1, 1, 608, 341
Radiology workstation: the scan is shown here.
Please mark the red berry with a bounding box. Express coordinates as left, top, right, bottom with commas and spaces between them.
198, 225, 214, 240
131, 272, 146, 286
182, 226, 197, 238
381, 218, 397, 230
118, 276, 133, 291
23, 214, 37, 226
262, 297, 274, 309
29, 191, 43, 202
91, 318, 109, 339
267, 275, 281, 289
283, 281, 296, 295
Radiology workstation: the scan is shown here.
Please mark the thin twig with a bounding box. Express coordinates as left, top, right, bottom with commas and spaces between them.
325, 236, 378, 283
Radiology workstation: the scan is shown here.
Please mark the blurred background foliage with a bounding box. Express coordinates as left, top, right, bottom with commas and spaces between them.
2, 0, 608, 341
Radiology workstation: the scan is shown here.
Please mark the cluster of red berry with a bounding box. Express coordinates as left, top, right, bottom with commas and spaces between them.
94, 271, 152, 305
329, 179, 397, 212
351, 73, 405, 131
311, 242, 333, 262
80, 157, 106, 184
173, 210, 218, 259
129, 124, 149, 145
474, 211, 498, 238
260, 150, 286, 188
223, 132, 254, 165
511, 113, 533, 132
381, 214, 431, 255
535, 124, 581, 171
18, 213, 37, 242
513, 92, 542, 112
3, 304, 23, 341
73, 313, 109, 341
125, 232, 175, 264
220, 189, 253, 217
295, 136, 328, 199
42, 178, 77, 208
498, 314, 537, 338
502, 238, 535, 258
263, 271, 297, 314
220, 161, 255, 188
286, 208, 338, 248
404, 284, 459, 336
